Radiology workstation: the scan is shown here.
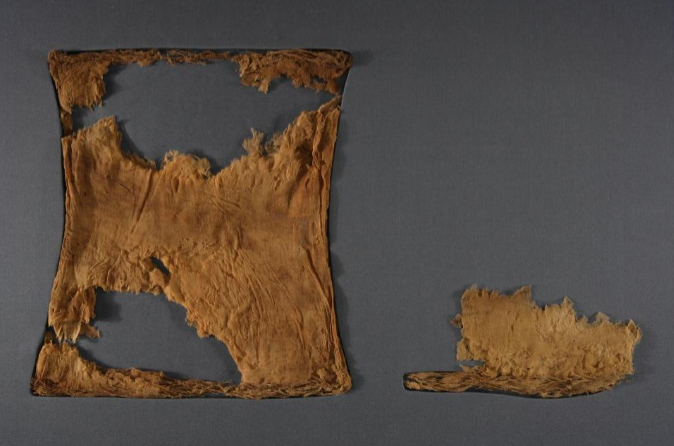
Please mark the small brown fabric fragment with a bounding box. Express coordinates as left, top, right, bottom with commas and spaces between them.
404, 286, 641, 397
35, 49, 352, 398
231, 50, 352, 94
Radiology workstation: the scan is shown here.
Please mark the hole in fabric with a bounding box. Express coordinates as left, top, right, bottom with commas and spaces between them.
79, 290, 241, 383
150, 257, 170, 276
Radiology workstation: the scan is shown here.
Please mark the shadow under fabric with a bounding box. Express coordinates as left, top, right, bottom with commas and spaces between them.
32, 49, 353, 399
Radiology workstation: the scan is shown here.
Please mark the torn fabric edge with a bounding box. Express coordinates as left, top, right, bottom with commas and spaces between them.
48, 49, 352, 135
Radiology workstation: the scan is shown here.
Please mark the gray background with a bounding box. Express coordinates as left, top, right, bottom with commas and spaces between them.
1, 0, 673, 444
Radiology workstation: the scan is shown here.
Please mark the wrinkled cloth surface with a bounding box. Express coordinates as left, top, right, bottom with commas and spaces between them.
32, 50, 352, 399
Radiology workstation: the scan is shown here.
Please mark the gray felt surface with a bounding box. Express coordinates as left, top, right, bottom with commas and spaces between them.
1, 0, 673, 444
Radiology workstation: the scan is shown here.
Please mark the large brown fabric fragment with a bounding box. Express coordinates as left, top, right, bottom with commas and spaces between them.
33, 49, 352, 398
404, 286, 641, 397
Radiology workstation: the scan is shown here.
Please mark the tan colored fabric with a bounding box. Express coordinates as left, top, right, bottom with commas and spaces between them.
33, 50, 352, 398
230, 50, 351, 94
404, 286, 641, 397
48, 49, 351, 135
33, 334, 234, 398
